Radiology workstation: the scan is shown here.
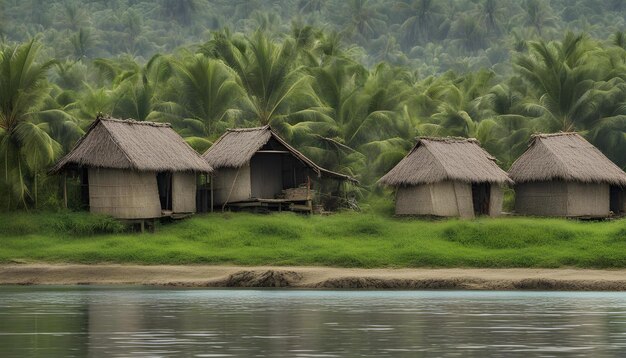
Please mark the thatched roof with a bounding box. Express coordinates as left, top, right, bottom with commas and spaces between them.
51, 116, 213, 173
202, 126, 357, 182
508, 132, 626, 186
379, 137, 512, 186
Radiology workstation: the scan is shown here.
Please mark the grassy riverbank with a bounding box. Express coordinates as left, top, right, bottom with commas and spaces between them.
1, 210, 626, 268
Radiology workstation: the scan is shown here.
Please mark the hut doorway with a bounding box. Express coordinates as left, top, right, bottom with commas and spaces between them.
472, 183, 491, 216
610, 186, 624, 215
80, 168, 89, 210
157, 172, 173, 211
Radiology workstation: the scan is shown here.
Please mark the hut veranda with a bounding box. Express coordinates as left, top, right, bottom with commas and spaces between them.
509, 133, 626, 217
202, 126, 357, 212
379, 137, 512, 218
51, 116, 212, 221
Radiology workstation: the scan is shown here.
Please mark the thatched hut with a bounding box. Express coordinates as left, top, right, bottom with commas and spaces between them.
202, 126, 356, 211
379, 137, 512, 218
51, 116, 212, 219
509, 133, 626, 217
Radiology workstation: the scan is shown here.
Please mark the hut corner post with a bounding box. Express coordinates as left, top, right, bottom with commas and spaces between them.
210, 174, 214, 213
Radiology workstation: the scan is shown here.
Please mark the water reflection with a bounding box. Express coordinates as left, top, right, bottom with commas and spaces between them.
1, 288, 626, 357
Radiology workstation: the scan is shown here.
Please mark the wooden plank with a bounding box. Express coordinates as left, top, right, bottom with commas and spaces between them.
228, 201, 263, 208
257, 198, 290, 203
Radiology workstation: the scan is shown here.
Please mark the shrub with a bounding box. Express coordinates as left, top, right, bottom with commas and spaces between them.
51, 213, 128, 236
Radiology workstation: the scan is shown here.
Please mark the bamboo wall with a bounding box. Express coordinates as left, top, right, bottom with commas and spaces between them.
452, 181, 475, 218
395, 180, 503, 218
172, 172, 197, 213
88, 168, 161, 219
431, 181, 467, 217
566, 182, 609, 217
515, 181, 568, 216
395, 185, 433, 215
515, 181, 610, 217
488, 185, 504, 217
212, 165, 252, 205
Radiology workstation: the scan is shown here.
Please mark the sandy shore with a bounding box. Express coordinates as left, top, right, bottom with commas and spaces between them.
2, 264, 626, 290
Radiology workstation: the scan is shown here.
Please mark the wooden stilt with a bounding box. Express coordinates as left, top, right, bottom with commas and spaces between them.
210, 174, 214, 213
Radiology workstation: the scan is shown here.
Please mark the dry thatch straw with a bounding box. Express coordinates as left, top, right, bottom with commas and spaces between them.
203, 125, 357, 182
379, 137, 512, 186
51, 116, 213, 173
508, 132, 626, 186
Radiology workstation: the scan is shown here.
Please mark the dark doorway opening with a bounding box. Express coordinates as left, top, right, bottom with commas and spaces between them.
196, 174, 212, 213
472, 183, 491, 216
610, 186, 623, 215
80, 168, 89, 210
157, 172, 172, 211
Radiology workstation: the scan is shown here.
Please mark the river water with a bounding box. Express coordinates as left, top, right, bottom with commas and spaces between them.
1, 287, 626, 357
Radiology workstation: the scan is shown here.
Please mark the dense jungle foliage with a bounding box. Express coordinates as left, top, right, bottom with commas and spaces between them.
1, 0, 626, 209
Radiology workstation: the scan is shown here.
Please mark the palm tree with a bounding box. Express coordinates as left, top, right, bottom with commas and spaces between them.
308, 62, 414, 182
514, 33, 605, 132
0, 40, 62, 207
612, 31, 626, 50
428, 70, 495, 138
344, 0, 386, 40
122, 9, 143, 53
110, 54, 173, 122
479, 0, 502, 34
70, 27, 96, 60
478, 83, 532, 166
521, 0, 556, 36
208, 31, 327, 127
584, 78, 626, 168
451, 13, 489, 52
394, 0, 447, 48
167, 53, 243, 138
513, 32, 626, 168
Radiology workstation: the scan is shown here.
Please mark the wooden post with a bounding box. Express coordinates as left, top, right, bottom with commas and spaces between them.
210, 174, 214, 213
63, 173, 68, 209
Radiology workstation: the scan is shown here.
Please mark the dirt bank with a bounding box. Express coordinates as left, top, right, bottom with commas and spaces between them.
3, 265, 626, 290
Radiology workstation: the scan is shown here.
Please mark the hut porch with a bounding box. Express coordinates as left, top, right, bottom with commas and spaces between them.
225, 184, 314, 213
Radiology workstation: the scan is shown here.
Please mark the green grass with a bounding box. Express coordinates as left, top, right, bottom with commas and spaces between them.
2, 210, 626, 268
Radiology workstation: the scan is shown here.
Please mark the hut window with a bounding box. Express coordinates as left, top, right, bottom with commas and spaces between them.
157, 172, 173, 211
472, 183, 491, 216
